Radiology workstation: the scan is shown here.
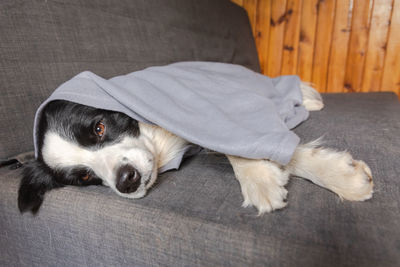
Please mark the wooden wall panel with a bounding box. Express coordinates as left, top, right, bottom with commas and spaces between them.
326, 0, 353, 93
362, 0, 393, 92
344, 0, 373, 92
297, 0, 319, 82
312, 0, 336, 91
233, 0, 400, 95
266, 0, 288, 77
255, 0, 272, 74
381, 0, 400, 95
281, 0, 302, 75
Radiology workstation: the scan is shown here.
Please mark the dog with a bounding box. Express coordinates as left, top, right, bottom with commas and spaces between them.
18, 83, 374, 214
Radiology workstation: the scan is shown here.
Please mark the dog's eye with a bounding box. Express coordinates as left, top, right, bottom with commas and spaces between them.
94, 121, 106, 137
81, 173, 90, 181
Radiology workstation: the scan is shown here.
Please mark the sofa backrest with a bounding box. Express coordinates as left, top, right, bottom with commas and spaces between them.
0, 0, 259, 160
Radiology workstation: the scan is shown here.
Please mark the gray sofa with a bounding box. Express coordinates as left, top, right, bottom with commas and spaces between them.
1, 0, 399, 266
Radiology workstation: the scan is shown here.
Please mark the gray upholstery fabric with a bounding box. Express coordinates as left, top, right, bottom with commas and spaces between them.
1, 93, 400, 266
2, 0, 399, 265
0, 0, 259, 160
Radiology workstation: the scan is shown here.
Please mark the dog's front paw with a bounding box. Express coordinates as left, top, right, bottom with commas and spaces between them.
315, 150, 374, 201
289, 144, 374, 203
333, 159, 374, 201
240, 179, 288, 214
228, 156, 290, 214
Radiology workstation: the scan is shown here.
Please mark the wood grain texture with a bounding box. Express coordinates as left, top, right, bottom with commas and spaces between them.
362, 0, 393, 92
266, 0, 287, 77
234, 0, 399, 95
255, 0, 272, 74
326, 0, 353, 93
381, 0, 400, 95
281, 0, 302, 75
296, 0, 319, 82
312, 0, 336, 91
344, 0, 373, 92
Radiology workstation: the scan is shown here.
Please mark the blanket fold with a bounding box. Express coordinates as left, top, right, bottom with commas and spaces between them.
34, 62, 308, 170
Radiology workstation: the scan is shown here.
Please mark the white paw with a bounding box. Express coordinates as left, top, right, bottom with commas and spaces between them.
240, 178, 288, 214
235, 160, 290, 214
300, 82, 324, 111
331, 159, 374, 201
289, 144, 374, 203
303, 99, 324, 111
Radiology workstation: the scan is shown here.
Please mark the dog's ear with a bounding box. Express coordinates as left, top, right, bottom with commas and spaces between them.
18, 161, 62, 214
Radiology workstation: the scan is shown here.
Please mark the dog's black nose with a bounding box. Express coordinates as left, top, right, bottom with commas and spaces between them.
116, 165, 141, 193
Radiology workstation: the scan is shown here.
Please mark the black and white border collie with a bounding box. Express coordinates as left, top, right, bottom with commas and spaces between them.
18, 84, 374, 214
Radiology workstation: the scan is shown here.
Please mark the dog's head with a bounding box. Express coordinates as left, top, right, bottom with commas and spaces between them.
18, 100, 158, 214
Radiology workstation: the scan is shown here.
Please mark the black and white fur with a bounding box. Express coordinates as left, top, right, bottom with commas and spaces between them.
18, 83, 374, 214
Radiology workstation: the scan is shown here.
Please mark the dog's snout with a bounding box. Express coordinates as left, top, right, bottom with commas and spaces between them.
116, 165, 141, 193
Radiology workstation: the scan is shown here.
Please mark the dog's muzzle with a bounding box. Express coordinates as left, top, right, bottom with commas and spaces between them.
116, 165, 141, 193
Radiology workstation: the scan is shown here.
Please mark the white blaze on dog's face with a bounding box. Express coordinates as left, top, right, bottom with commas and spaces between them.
42, 130, 157, 198
36, 100, 158, 199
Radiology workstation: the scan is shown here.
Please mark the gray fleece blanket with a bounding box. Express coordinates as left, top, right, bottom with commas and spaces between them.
33, 62, 308, 171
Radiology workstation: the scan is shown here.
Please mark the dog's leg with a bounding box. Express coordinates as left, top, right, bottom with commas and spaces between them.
286, 141, 374, 201
301, 82, 324, 111
227, 155, 290, 214
297, 83, 373, 199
